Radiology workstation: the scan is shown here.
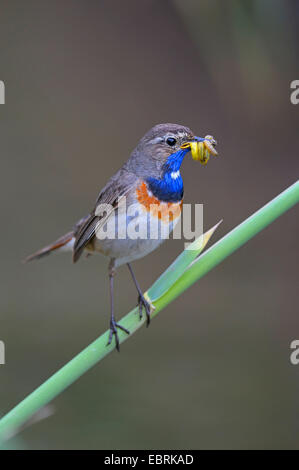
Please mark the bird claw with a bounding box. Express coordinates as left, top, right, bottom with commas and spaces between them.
107, 319, 130, 351
137, 293, 155, 327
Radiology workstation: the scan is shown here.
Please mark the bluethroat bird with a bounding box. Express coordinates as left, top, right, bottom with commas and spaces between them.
25, 124, 217, 350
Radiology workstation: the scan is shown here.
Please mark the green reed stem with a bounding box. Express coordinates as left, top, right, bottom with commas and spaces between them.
0, 180, 298, 443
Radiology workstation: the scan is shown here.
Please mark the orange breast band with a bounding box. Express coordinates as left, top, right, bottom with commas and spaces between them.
136, 182, 183, 222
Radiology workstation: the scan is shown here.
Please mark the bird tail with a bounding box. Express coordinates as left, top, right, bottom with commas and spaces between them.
24, 231, 74, 263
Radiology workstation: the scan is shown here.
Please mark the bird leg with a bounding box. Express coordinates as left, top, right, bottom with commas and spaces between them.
127, 263, 155, 327
107, 259, 130, 351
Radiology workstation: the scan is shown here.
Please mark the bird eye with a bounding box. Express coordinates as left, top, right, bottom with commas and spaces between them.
166, 137, 177, 146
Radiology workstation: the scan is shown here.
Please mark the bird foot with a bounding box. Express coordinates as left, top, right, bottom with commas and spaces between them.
138, 293, 155, 327
107, 318, 130, 351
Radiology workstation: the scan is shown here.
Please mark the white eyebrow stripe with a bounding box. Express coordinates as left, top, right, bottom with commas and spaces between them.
148, 132, 189, 145
171, 170, 180, 179
148, 136, 164, 144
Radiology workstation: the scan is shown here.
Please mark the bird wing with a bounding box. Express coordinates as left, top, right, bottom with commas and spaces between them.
73, 169, 137, 262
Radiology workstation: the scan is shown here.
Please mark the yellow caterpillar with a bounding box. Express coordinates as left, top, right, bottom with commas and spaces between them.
182, 135, 218, 165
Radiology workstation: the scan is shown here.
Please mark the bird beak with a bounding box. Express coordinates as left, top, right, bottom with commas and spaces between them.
181, 135, 218, 165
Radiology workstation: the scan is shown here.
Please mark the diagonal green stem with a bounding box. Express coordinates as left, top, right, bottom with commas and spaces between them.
0, 180, 298, 443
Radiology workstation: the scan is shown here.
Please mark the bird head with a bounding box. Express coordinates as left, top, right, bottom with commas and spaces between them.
126, 123, 217, 177
137, 123, 195, 160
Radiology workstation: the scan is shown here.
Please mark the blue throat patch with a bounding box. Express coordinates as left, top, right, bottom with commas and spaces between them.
146, 148, 190, 202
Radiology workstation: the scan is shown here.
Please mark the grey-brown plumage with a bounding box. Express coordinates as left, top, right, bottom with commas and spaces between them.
73, 168, 137, 262
73, 123, 194, 262
25, 123, 199, 350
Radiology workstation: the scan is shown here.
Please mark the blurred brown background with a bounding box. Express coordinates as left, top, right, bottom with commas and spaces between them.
0, 0, 298, 449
